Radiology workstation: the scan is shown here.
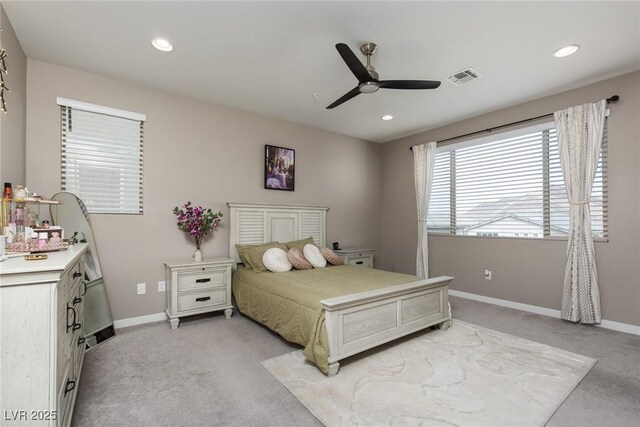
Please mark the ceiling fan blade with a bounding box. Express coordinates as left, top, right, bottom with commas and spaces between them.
378, 80, 441, 90
335, 43, 371, 83
326, 87, 361, 109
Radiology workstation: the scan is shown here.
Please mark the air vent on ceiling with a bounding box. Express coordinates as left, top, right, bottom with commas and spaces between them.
447, 68, 482, 86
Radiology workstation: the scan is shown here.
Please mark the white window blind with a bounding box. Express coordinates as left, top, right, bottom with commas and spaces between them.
428, 121, 608, 239
59, 100, 145, 214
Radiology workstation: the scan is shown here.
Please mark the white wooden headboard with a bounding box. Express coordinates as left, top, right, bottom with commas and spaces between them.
228, 203, 328, 266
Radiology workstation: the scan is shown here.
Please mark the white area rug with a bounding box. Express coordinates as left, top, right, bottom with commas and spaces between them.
262, 321, 596, 426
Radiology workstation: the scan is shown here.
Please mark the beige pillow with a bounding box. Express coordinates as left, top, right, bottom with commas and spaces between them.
236, 241, 276, 266
320, 247, 343, 266
303, 244, 327, 268
237, 242, 287, 272
287, 248, 313, 270
262, 248, 292, 273
284, 236, 315, 250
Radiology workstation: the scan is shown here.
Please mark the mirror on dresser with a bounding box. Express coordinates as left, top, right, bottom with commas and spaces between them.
51, 192, 116, 348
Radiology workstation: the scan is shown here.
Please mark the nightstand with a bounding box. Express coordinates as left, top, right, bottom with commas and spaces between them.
164, 257, 234, 329
334, 248, 375, 268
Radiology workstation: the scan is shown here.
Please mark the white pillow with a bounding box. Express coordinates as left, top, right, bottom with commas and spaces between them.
303, 244, 327, 268
262, 248, 292, 273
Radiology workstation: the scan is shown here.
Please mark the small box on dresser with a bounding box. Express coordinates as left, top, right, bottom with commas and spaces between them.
334, 248, 375, 268
164, 257, 234, 329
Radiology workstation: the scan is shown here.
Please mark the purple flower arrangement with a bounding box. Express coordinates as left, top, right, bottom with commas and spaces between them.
173, 202, 223, 249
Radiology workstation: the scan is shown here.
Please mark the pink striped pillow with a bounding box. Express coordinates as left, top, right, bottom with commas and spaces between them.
320, 247, 343, 266
287, 247, 313, 270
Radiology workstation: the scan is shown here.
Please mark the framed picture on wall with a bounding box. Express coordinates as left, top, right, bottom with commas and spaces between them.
264, 145, 295, 191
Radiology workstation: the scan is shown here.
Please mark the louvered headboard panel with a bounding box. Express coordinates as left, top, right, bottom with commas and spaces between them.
228, 203, 328, 267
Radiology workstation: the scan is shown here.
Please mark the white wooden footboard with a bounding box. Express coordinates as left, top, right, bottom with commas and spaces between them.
322, 276, 453, 376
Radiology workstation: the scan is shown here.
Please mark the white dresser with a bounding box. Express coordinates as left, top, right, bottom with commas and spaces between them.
334, 248, 375, 268
0, 244, 88, 426
165, 257, 234, 329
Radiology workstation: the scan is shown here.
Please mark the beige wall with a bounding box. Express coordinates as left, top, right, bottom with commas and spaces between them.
20, 58, 640, 327
0, 5, 26, 186
379, 70, 640, 327
26, 60, 382, 321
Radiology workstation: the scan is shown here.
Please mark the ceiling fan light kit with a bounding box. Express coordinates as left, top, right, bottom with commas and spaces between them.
327, 42, 441, 109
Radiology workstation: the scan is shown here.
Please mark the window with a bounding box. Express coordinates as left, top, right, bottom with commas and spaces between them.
58, 98, 145, 214
428, 120, 608, 239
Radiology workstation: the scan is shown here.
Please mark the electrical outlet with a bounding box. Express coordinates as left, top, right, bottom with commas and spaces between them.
137, 282, 146, 295
484, 269, 492, 280
158, 280, 166, 292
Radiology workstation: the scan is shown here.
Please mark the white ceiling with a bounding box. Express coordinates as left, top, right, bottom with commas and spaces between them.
3, 1, 640, 143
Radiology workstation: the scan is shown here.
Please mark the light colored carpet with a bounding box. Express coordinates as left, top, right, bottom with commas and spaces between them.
262, 320, 596, 427
71, 296, 639, 426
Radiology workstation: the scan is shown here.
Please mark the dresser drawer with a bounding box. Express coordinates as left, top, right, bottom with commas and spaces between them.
73, 330, 86, 376
58, 274, 71, 310
177, 269, 226, 292
69, 258, 84, 289
56, 322, 72, 387
57, 359, 73, 427
178, 288, 228, 312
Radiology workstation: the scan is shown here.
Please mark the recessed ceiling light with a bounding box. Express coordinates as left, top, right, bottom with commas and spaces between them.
381, 115, 394, 121
151, 38, 173, 52
553, 44, 579, 58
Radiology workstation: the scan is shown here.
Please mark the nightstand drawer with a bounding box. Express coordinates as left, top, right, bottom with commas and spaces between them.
348, 256, 372, 268
178, 288, 227, 312
177, 270, 226, 291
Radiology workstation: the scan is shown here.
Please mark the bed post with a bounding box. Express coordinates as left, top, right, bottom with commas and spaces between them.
327, 362, 340, 377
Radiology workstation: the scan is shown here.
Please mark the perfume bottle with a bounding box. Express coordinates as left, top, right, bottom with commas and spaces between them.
15, 203, 24, 235
3, 182, 11, 199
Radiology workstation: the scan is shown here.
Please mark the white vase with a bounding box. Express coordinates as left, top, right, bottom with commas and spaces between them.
193, 249, 202, 263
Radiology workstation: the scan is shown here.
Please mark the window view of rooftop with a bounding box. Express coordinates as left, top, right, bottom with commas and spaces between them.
428, 123, 607, 239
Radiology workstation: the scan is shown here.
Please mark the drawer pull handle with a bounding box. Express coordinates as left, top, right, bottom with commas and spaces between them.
72, 323, 82, 332
73, 297, 82, 305
195, 296, 211, 302
356, 261, 364, 265
64, 379, 76, 396
66, 305, 76, 331
195, 278, 211, 283
73, 272, 82, 279
81, 281, 87, 296
78, 337, 86, 346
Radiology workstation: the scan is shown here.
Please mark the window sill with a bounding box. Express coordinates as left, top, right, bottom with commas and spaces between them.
427, 233, 608, 243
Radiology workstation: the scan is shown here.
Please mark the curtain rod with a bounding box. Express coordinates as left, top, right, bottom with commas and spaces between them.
409, 95, 619, 151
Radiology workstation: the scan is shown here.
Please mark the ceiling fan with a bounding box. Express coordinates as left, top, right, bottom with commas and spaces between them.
326, 42, 441, 109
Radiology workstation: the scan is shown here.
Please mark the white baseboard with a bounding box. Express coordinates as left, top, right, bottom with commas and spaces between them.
112, 292, 640, 336
113, 312, 167, 329
599, 319, 640, 336
449, 289, 640, 336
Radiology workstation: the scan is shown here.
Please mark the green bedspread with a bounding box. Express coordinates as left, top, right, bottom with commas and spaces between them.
232, 265, 418, 373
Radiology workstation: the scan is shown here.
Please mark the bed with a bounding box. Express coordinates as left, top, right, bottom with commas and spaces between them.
228, 203, 453, 376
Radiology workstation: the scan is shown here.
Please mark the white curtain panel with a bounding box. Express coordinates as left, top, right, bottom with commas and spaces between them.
413, 142, 437, 278
554, 100, 606, 324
